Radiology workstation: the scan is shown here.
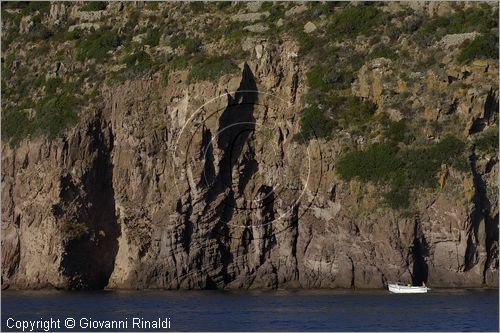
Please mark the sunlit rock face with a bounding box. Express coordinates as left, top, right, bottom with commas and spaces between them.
1, 2, 498, 290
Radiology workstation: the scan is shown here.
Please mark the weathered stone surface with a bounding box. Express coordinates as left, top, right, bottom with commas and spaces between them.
285, 5, 308, 17
70, 7, 107, 22
303, 21, 317, 34
19, 15, 33, 34
247, 2, 262, 13
1, 2, 498, 292
2, 40, 498, 290
244, 23, 269, 33
68, 23, 101, 32
231, 12, 270, 23
352, 58, 395, 104
406, 1, 455, 17
255, 44, 263, 59
49, 3, 67, 25
441, 32, 481, 48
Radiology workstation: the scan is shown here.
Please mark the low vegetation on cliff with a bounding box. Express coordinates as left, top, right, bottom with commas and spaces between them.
337, 135, 467, 208
1, 1, 498, 213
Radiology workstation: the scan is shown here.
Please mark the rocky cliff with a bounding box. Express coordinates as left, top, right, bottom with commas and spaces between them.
1, 1, 498, 290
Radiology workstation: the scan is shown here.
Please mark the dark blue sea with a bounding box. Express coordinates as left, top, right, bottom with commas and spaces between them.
1, 289, 498, 331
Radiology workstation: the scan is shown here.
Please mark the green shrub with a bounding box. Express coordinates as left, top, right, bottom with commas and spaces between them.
385, 120, 409, 143
474, 127, 499, 154
216, 1, 232, 10
123, 9, 141, 36
1, 109, 31, 145
336, 136, 466, 209
1, 27, 17, 50
384, 176, 410, 209
335, 96, 377, 130
188, 55, 238, 82
33, 76, 46, 90
169, 33, 188, 49
296, 95, 376, 143
403, 136, 466, 187
225, 27, 247, 46
81, 1, 108, 11
1, 2, 23, 10
303, 45, 365, 93
169, 34, 202, 53
414, 5, 498, 46
64, 30, 82, 41
189, 1, 204, 14
328, 4, 385, 38
2, 1, 50, 15
145, 2, 159, 10
458, 33, 498, 63
123, 50, 153, 73
444, 5, 497, 34
76, 29, 121, 61
2, 53, 15, 81
337, 143, 400, 182
385, 25, 402, 41
307, 54, 360, 90
294, 106, 334, 143
306, 67, 327, 90
267, 2, 286, 20
144, 28, 161, 46
36, 94, 79, 139
369, 44, 398, 60
403, 149, 438, 188
2, 94, 80, 144
45, 77, 62, 95
184, 37, 202, 54
169, 56, 190, 70
1, 81, 10, 100
109, 51, 155, 82
293, 30, 317, 54
27, 21, 53, 41
161, 68, 169, 87
413, 16, 449, 45
16, 1, 51, 15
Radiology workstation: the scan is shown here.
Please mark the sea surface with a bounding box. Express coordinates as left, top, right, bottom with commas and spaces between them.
2, 289, 498, 331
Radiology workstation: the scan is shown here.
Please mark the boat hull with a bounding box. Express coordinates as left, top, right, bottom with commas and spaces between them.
387, 283, 429, 293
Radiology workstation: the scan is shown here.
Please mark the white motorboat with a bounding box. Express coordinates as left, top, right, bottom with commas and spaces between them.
387, 282, 430, 293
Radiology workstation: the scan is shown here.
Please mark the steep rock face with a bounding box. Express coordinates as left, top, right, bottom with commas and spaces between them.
2, 42, 498, 290
106, 41, 307, 289
1, 110, 118, 289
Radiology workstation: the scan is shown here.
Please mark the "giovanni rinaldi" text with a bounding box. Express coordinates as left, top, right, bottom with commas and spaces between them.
80, 317, 171, 329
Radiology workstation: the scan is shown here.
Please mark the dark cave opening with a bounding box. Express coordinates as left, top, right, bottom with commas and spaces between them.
60, 115, 120, 290
411, 237, 429, 286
